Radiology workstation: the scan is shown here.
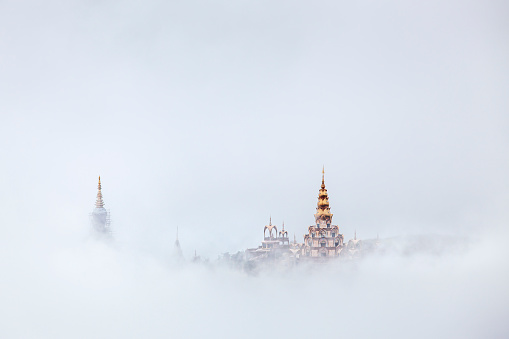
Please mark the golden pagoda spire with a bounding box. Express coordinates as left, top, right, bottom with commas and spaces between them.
95, 176, 104, 208
314, 167, 333, 224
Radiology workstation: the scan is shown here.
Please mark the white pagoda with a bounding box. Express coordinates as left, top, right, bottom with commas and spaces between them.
91, 176, 112, 237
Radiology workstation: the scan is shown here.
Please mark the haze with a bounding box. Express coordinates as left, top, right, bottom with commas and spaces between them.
0, 0, 508, 338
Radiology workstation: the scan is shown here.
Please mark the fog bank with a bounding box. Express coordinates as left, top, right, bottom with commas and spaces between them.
1, 227, 507, 338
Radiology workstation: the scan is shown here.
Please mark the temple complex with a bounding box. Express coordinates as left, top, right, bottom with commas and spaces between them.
88, 170, 359, 266
91, 176, 112, 237
246, 168, 346, 265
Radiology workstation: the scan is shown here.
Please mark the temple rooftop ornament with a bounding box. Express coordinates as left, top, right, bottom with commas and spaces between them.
279, 221, 288, 238
263, 216, 277, 239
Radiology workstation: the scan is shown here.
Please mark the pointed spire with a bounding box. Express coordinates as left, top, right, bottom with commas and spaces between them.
314, 168, 333, 224
173, 226, 183, 258
294, 233, 296, 244
175, 226, 180, 248
269, 215, 272, 225
95, 176, 104, 208
322, 165, 325, 188
354, 230, 357, 240
282, 221, 285, 231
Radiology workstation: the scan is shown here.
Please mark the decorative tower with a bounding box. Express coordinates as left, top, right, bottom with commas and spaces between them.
278, 221, 289, 245
91, 176, 112, 237
314, 167, 333, 225
303, 168, 344, 258
262, 216, 278, 249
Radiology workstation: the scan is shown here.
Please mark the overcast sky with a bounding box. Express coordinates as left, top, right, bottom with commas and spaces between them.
1, 0, 508, 256
0, 1, 508, 337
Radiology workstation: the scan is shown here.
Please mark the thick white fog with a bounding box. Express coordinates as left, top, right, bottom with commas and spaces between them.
2, 230, 508, 338
0, 0, 508, 338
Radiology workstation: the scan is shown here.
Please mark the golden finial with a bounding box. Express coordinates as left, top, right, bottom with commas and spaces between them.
322, 166, 325, 187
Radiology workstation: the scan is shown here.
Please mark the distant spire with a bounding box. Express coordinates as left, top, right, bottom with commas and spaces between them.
173, 226, 183, 258
322, 165, 325, 187
269, 215, 272, 225
95, 176, 104, 208
282, 221, 285, 231
354, 230, 357, 240
294, 233, 296, 244
175, 226, 180, 247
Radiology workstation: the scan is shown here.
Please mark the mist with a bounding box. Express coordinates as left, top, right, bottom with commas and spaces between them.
0, 0, 508, 337
2, 228, 508, 338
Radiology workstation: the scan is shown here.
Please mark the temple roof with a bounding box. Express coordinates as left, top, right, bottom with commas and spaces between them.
264, 217, 278, 238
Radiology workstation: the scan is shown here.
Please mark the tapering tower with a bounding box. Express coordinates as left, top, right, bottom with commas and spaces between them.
303, 168, 344, 258
91, 176, 112, 237
96, 176, 104, 208
314, 167, 333, 224
262, 216, 278, 248
174, 226, 183, 258
279, 222, 289, 245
